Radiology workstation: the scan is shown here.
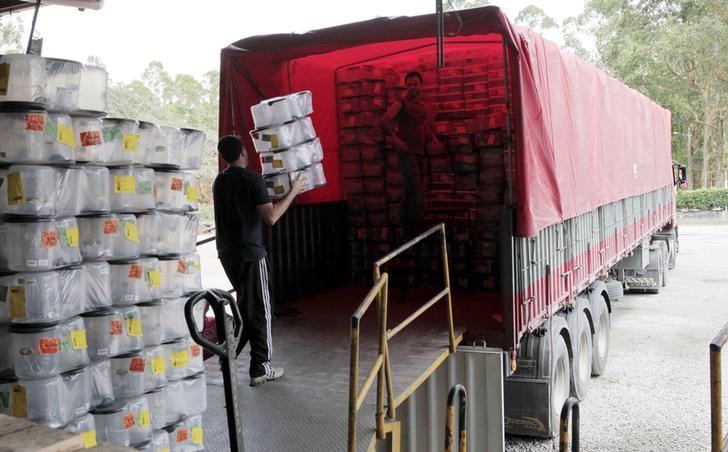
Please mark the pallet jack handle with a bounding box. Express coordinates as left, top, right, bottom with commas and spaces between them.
185, 289, 245, 451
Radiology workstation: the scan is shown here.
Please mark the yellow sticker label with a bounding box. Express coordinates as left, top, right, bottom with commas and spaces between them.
81, 430, 97, 449
123, 222, 139, 243
160, 449, 170, 452
192, 427, 203, 445
7, 171, 24, 205
10, 384, 26, 418
151, 356, 166, 375
71, 329, 87, 350
65, 227, 79, 248
171, 349, 190, 368
147, 269, 161, 288
122, 133, 140, 152
186, 186, 197, 203
271, 160, 284, 169
57, 124, 76, 148
125, 318, 143, 337
0, 63, 9, 96
113, 175, 136, 194
139, 409, 151, 428
9, 286, 25, 319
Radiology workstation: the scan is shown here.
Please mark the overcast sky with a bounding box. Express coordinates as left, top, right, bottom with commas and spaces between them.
8, 0, 585, 83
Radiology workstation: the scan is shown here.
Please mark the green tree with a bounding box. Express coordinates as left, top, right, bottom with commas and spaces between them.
445, 0, 489, 11
0, 16, 24, 54
515, 5, 558, 32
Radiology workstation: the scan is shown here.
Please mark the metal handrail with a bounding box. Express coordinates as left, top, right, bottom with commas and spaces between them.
559, 397, 580, 452
348, 223, 457, 452
710, 321, 728, 452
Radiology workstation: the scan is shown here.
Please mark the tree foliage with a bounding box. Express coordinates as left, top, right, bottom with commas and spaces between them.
0, 16, 24, 54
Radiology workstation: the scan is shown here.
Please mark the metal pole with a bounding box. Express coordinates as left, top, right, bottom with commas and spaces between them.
559, 397, 580, 452
441, 224, 456, 353
711, 345, 723, 452
348, 318, 360, 452
376, 276, 387, 438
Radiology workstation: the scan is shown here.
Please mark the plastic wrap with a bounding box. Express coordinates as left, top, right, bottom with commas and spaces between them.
77, 65, 108, 114
109, 166, 156, 213
154, 170, 186, 212
182, 172, 199, 212
144, 387, 167, 431
4, 217, 82, 271
158, 257, 184, 299
0, 267, 83, 324
182, 372, 206, 417
145, 126, 182, 168
185, 337, 204, 378
120, 395, 154, 445
77, 214, 115, 261
138, 301, 163, 346
137, 211, 160, 256
0, 111, 75, 164
72, 116, 104, 162
160, 298, 187, 343
114, 214, 142, 259
92, 400, 132, 446
83, 261, 112, 311
0, 54, 47, 107
186, 414, 204, 451
90, 358, 114, 408
142, 345, 167, 391
111, 351, 146, 398
259, 137, 323, 175
161, 338, 189, 381
109, 258, 160, 305
264, 162, 326, 198
46, 58, 82, 112
179, 253, 202, 294
83, 307, 143, 359
156, 212, 198, 255
251, 90, 313, 128
250, 116, 316, 153
10, 316, 90, 379
63, 412, 98, 449
163, 380, 184, 426
81, 166, 111, 213
99, 118, 141, 165
152, 427, 171, 451
180, 128, 205, 170
0, 165, 57, 216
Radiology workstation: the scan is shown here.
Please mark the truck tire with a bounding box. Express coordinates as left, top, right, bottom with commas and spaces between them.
646, 247, 663, 294
570, 308, 592, 401
605, 279, 624, 303
551, 332, 570, 436
591, 294, 610, 376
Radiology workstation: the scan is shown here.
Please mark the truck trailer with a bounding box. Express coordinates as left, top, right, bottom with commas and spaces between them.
212, 5, 685, 451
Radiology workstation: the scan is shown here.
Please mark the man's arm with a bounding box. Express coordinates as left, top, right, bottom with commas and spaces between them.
381, 100, 407, 150
256, 173, 307, 226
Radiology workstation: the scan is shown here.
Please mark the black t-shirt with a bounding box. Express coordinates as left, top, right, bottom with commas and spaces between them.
213, 166, 272, 261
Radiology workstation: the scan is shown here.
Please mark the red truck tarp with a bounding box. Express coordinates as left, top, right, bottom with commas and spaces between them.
219, 6, 672, 237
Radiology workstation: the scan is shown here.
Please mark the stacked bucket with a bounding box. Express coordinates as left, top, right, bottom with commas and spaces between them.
0, 53, 206, 450
249, 91, 326, 197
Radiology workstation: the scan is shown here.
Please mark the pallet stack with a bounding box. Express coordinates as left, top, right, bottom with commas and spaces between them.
0, 53, 206, 451
337, 48, 510, 291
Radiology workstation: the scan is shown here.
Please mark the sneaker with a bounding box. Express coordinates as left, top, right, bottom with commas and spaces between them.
250, 363, 284, 387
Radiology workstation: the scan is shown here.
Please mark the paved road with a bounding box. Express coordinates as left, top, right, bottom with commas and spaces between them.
507, 216, 728, 451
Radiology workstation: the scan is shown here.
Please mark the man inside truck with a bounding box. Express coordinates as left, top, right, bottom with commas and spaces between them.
381, 70, 442, 236
213, 135, 306, 386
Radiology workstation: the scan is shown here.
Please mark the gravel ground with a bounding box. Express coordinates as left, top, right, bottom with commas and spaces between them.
507, 216, 728, 452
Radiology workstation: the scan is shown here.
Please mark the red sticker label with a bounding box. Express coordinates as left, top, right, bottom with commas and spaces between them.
79, 130, 101, 147
109, 319, 123, 335
190, 344, 201, 358
24, 113, 44, 131
38, 337, 60, 355
129, 356, 145, 372
170, 178, 184, 191
177, 260, 186, 273
123, 413, 135, 429
41, 231, 59, 248
128, 264, 143, 280
176, 428, 189, 443
103, 219, 118, 234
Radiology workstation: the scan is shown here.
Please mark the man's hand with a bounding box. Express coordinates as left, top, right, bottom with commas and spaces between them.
393, 138, 408, 151
290, 172, 309, 195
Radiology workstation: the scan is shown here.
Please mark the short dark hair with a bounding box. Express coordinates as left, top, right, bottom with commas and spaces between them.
217, 135, 244, 163
404, 71, 423, 83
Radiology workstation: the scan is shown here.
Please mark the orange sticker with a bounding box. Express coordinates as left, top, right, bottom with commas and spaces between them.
129, 357, 145, 373
109, 319, 123, 335
80, 130, 101, 147
128, 263, 143, 279
190, 344, 201, 358
177, 260, 186, 273
24, 113, 44, 132
103, 219, 118, 234
123, 413, 135, 430
176, 428, 189, 443
170, 178, 184, 191
38, 337, 60, 355
41, 231, 59, 248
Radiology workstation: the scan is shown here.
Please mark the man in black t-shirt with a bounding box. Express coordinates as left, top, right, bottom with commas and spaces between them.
213, 135, 306, 386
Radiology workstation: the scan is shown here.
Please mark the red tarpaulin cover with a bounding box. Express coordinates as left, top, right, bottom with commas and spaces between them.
219, 6, 672, 237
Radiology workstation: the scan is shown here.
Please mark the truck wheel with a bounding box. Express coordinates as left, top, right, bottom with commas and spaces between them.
551, 333, 570, 436
571, 308, 592, 401
591, 295, 610, 376
605, 279, 624, 302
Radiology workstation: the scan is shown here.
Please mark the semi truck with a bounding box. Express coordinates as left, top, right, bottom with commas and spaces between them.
213, 5, 686, 451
